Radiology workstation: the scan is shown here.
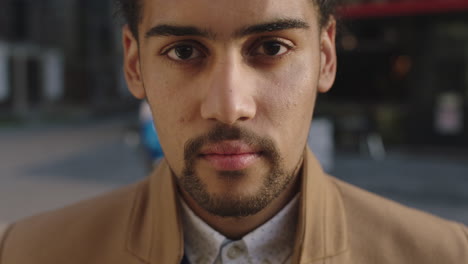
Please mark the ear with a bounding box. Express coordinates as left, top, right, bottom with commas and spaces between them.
317, 18, 337, 94
123, 25, 146, 99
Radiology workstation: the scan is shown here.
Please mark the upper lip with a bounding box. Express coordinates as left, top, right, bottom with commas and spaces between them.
199, 141, 260, 155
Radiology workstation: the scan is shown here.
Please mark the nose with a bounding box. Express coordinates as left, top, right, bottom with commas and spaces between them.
200, 56, 256, 125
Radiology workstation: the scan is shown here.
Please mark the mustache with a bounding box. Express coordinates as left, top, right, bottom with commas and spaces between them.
183, 124, 279, 164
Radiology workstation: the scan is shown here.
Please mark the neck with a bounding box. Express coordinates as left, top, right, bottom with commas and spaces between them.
179, 164, 302, 240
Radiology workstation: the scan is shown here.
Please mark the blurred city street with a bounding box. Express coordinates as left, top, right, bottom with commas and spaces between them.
0, 117, 147, 222
1, 117, 467, 225
332, 150, 468, 225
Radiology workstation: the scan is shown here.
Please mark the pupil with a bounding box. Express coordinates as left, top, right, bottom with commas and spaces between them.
263, 42, 281, 55
175, 46, 193, 60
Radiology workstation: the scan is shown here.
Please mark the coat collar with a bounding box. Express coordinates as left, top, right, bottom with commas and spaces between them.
291, 148, 348, 263
126, 161, 184, 264
126, 147, 348, 264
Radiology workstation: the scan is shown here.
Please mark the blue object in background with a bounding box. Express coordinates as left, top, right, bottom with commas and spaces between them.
140, 120, 164, 160
139, 101, 164, 162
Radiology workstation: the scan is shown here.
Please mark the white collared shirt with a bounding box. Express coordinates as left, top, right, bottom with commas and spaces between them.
180, 195, 299, 264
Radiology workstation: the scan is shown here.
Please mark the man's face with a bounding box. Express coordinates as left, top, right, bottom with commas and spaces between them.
123, 0, 336, 217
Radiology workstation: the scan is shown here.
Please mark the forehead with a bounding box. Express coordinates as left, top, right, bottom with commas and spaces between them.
140, 0, 319, 35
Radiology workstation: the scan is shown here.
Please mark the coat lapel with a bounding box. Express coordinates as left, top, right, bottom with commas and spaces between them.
291, 148, 349, 263
126, 160, 184, 264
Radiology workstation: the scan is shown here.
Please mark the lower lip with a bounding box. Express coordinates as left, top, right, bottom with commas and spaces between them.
201, 153, 260, 171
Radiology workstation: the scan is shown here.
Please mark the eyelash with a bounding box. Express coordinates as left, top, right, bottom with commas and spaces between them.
248, 37, 294, 59
160, 41, 208, 57
159, 37, 294, 63
251, 37, 293, 50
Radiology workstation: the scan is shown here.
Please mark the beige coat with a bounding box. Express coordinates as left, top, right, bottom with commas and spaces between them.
1, 149, 467, 263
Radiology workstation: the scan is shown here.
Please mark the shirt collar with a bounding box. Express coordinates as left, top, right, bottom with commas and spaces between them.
243, 194, 299, 263
179, 198, 225, 264
180, 194, 299, 264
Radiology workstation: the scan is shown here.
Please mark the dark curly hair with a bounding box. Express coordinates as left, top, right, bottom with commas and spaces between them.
116, 0, 339, 39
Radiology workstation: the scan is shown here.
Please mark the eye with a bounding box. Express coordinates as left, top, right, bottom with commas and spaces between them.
253, 40, 291, 57
165, 44, 203, 61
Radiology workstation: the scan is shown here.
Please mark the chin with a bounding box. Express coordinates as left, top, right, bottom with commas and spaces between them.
201, 191, 272, 218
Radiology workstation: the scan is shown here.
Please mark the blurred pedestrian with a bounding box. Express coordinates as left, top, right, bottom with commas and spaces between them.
139, 100, 164, 166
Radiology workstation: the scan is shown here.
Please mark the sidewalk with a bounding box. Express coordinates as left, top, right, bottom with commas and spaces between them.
331, 150, 468, 224
0, 117, 147, 222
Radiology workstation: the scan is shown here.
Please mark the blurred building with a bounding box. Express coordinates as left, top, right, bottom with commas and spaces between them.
0, 0, 130, 119
317, 0, 468, 149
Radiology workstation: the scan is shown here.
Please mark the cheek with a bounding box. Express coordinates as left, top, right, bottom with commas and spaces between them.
255, 55, 319, 160
142, 58, 200, 125
258, 56, 319, 127
151, 105, 190, 175
142, 67, 198, 170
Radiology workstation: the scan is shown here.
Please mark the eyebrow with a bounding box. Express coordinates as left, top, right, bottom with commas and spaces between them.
234, 19, 310, 38
145, 18, 310, 40
145, 25, 214, 39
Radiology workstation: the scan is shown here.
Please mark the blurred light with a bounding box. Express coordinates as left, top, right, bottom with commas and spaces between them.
393, 55, 412, 79
341, 34, 358, 51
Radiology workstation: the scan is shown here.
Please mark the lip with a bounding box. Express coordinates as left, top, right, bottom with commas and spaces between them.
199, 141, 261, 171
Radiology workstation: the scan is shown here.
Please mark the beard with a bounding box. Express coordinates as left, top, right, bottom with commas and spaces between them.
176, 124, 296, 218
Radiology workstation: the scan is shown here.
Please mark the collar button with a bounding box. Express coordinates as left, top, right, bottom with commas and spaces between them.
227, 243, 245, 259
